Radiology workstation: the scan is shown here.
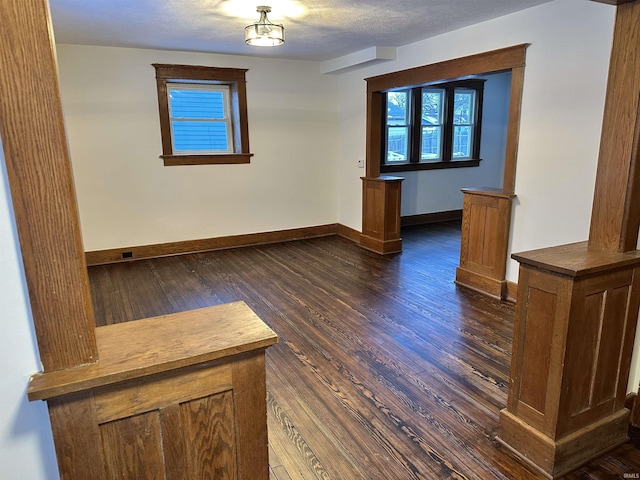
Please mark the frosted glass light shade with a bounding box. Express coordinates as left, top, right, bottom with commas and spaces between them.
245, 6, 285, 46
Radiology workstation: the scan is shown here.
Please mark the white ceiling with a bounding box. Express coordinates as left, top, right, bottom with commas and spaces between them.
49, 0, 554, 62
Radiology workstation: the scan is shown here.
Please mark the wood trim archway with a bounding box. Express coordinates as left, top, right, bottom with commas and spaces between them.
361, 45, 527, 299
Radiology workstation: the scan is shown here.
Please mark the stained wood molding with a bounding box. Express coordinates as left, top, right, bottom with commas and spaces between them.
153, 64, 252, 166
336, 223, 363, 243
364, 44, 528, 183
589, 0, 636, 5
3, 5, 277, 478
503, 66, 525, 194
361, 176, 404, 255
506, 281, 518, 303
364, 44, 528, 94
401, 210, 462, 226
626, 393, 640, 426
500, 4, 640, 476
28, 302, 277, 401
86, 224, 341, 265
363, 44, 526, 302
498, 242, 640, 477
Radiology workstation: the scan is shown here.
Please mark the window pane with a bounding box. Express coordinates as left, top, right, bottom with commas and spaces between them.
387, 91, 408, 126
421, 89, 443, 161
453, 126, 472, 159
421, 126, 442, 161
422, 89, 444, 125
169, 89, 226, 119
171, 121, 229, 152
453, 89, 476, 159
387, 127, 408, 162
453, 90, 474, 125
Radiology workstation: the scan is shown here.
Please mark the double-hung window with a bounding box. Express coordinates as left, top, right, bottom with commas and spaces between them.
386, 91, 410, 163
420, 88, 445, 161
153, 64, 253, 166
167, 83, 233, 154
452, 88, 477, 160
382, 79, 484, 172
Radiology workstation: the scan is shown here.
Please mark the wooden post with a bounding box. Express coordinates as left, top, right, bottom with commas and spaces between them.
589, 1, 640, 252
28, 303, 278, 480
0, 0, 97, 370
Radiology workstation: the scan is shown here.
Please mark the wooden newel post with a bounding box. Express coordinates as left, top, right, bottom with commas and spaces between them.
498, 2, 640, 477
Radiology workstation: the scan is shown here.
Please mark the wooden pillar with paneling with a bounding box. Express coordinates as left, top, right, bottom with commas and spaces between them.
455, 188, 516, 299
497, 1, 640, 477
361, 176, 404, 254
29, 303, 277, 480
498, 244, 640, 477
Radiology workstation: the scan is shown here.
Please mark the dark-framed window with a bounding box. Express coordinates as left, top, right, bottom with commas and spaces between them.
153, 64, 253, 166
382, 79, 485, 173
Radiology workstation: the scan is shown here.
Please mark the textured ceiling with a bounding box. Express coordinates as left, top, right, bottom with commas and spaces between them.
49, 0, 555, 61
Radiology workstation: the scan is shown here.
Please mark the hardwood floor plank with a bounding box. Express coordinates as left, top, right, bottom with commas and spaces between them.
88, 221, 640, 479
267, 391, 332, 480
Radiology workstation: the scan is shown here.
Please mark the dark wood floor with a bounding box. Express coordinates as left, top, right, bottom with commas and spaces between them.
88, 221, 640, 480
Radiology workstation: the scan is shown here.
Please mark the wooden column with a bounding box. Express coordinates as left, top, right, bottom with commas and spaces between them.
361, 176, 404, 254
0, 0, 97, 371
589, 1, 640, 252
498, 2, 640, 477
455, 188, 515, 299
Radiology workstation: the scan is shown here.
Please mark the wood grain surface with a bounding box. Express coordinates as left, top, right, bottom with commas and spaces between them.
512, 241, 640, 277
589, 1, 640, 251
28, 302, 277, 400
88, 222, 640, 479
0, 0, 97, 371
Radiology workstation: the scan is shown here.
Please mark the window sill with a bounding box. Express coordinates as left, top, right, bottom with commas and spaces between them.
381, 158, 480, 173
161, 153, 253, 166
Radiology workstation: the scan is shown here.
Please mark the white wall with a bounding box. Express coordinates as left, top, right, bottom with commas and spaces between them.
0, 142, 60, 479
56, 45, 339, 251
335, 0, 615, 283
401, 71, 511, 217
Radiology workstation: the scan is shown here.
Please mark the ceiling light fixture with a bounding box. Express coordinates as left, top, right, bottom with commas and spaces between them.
245, 6, 285, 47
